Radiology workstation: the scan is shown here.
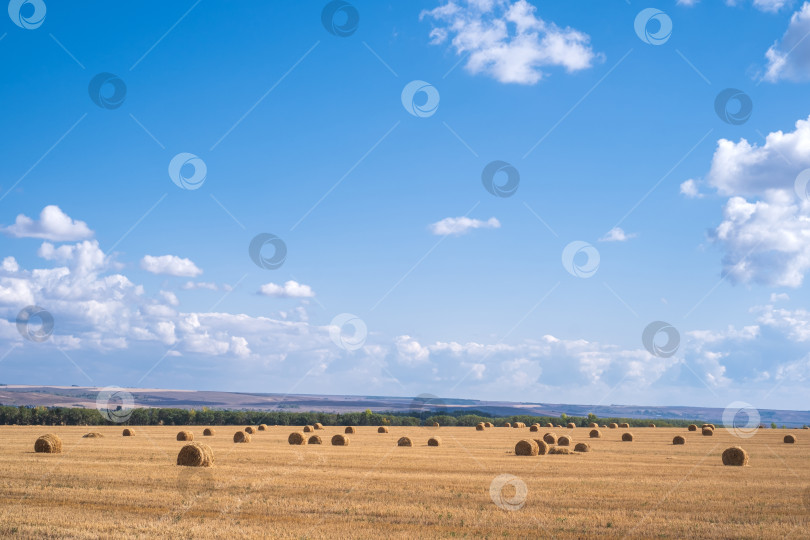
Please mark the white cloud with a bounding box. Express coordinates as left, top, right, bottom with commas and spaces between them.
395, 335, 431, 365
421, 0, 599, 84
680, 0, 792, 11
181, 281, 218, 291
712, 192, 810, 287
259, 280, 315, 298
688, 115, 810, 287
770, 292, 790, 302
680, 179, 702, 198
430, 216, 500, 236
2, 205, 93, 242
1, 257, 19, 273
599, 227, 637, 242
764, 2, 810, 81
140, 255, 202, 277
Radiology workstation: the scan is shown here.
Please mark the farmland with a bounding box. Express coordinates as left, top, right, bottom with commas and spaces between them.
0, 425, 807, 538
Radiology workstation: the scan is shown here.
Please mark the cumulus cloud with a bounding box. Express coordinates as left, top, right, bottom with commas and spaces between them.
712, 192, 810, 287
259, 280, 315, 298
764, 2, 810, 82
430, 216, 500, 236
2, 205, 93, 242
599, 227, 636, 242
421, 0, 599, 84
687, 115, 810, 287
140, 255, 202, 277
680, 179, 702, 198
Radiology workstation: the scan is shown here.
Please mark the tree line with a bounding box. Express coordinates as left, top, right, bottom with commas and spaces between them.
0, 404, 705, 427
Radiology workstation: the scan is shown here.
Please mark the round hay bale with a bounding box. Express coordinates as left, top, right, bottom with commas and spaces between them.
543, 432, 558, 445
504, 422, 511, 428
545, 423, 554, 428
34, 434, 62, 454
601, 425, 608, 429
331, 434, 349, 446
688, 424, 698, 431
476, 423, 485, 431
428, 436, 441, 447
702, 424, 716, 430
622, 432, 634, 442
722, 446, 749, 466
82, 432, 103, 438
376, 426, 388, 433
784, 434, 796, 444
556, 425, 563, 428
589, 429, 601, 439
485, 422, 493, 428
432, 422, 440, 427
287, 432, 304, 445
122, 428, 135, 437
233, 431, 251, 443
574, 442, 590, 452
514, 439, 539, 456
529, 424, 539, 432
203, 428, 215, 436
649, 423, 656, 428
176, 442, 213, 467
258, 424, 268, 431
176, 430, 194, 441
609, 423, 618, 429
566, 423, 576, 429
303, 425, 314, 433
245, 426, 255, 434
558, 436, 571, 446
702, 427, 714, 436
397, 437, 412, 447
588, 422, 598, 428
532, 439, 550, 455
619, 423, 630, 429
308, 435, 322, 445
345, 426, 357, 434
549, 447, 570, 455
673, 435, 685, 445
313, 423, 323, 430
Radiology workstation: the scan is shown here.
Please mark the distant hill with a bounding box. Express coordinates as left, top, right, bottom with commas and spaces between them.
0, 385, 807, 426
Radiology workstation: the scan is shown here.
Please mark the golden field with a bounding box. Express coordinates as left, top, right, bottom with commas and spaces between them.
0, 425, 807, 538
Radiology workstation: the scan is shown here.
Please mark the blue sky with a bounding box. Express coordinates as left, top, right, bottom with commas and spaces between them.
1, 0, 810, 410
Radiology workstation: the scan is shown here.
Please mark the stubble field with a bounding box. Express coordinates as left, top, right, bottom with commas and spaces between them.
0, 425, 807, 538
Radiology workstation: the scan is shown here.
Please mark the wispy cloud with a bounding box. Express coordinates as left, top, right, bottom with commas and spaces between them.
429, 216, 501, 236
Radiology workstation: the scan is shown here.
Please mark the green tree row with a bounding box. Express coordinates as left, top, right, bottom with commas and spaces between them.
0, 404, 711, 428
